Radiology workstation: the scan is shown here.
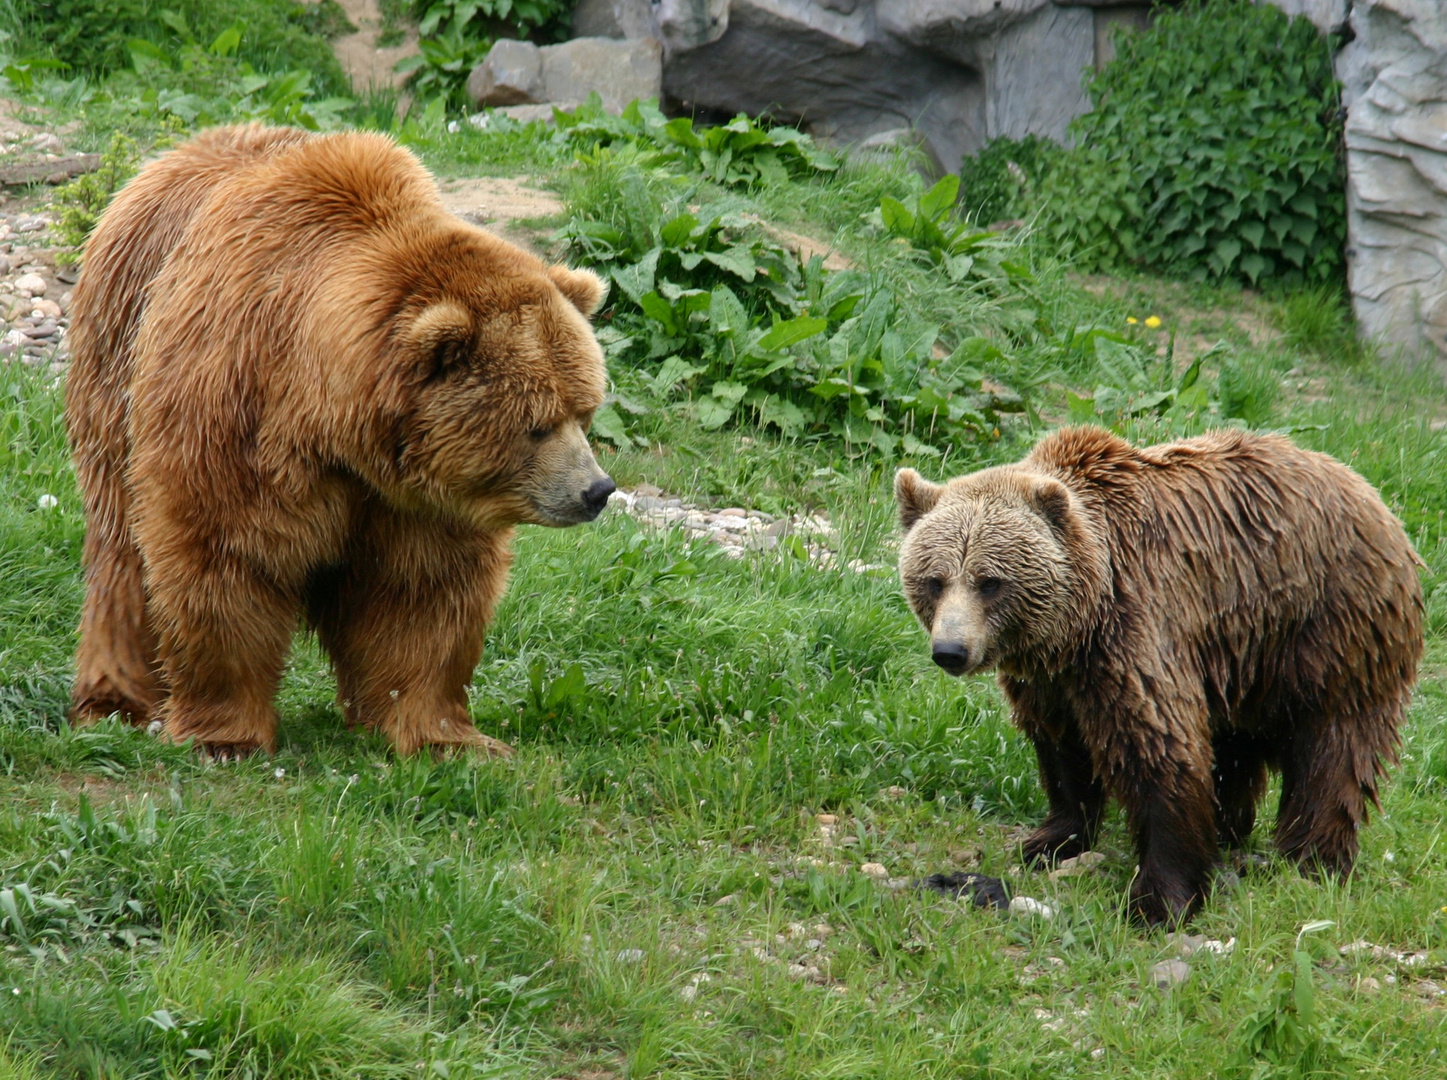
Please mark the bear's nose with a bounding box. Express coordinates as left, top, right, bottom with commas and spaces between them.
580, 476, 616, 517
932, 641, 971, 675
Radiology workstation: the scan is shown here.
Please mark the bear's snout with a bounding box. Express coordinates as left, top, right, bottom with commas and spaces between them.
931, 640, 972, 676
580, 476, 617, 519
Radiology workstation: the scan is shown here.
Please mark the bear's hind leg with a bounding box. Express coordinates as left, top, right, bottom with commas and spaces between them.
1021, 726, 1105, 865
70, 429, 163, 727
1275, 708, 1398, 878
73, 531, 162, 726
1212, 729, 1271, 848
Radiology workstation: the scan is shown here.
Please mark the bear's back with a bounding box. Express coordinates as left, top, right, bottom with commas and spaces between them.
1031, 426, 1423, 716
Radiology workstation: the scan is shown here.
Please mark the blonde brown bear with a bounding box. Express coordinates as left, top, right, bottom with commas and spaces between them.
897, 427, 1423, 926
67, 124, 614, 758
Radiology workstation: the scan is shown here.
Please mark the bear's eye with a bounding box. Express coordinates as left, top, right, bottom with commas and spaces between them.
977, 577, 1003, 598
529, 424, 556, 441
925, 577, 945, 599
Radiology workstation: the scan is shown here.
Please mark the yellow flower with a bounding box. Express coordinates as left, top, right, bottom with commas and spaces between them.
1145, 315, 1163, 329
1126, 317, 1138, 325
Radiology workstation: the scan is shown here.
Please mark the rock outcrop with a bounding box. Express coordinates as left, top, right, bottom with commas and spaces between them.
655, 0, 1106, 173
1338, 0, 1447, 360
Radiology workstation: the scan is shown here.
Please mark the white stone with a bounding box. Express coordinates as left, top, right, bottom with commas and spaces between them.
1008, 896, 1054, 919
13, 273, 44, 297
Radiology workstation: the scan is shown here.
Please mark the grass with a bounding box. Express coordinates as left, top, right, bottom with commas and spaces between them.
2, 86, 1447, 1078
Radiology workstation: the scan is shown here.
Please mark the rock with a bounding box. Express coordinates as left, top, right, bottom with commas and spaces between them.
30, 299, 61, 320
1271, 0, 1349, 33
468, 39, 545, 107
1048, 850, 1106, 879
571, 0, 660, 40
540, 37, 663, 114
1337, 0, 1447, 361
655, 0, 730, 53
662, 0, 984, 173
1336, 0, 1447, 358
859, 862, 889, 878
470, 36, 661, 114
13, 273, 45, 297
1169, 933, 1236, 957
1008, 895, 1054, 919
0, 255, 9, 276
1152, 959, 1191, 990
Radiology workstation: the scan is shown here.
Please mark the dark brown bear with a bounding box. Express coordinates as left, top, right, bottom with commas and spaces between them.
67, 124, 614, 758
896, 427, 1424, 926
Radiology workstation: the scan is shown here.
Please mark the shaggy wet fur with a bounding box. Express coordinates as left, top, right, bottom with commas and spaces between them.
897, 427, 1424, 926
67, 124, 612, 758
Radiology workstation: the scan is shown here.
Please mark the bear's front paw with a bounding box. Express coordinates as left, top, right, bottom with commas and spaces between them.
1020, 821, 1091, 866
197, 740, 266, 763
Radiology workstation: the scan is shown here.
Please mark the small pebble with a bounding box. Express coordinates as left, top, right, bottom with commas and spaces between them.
13, 273, 44, 296
859, 862, 888, 879
1152, 959, 1191, 990
1008, 896, 1054, 919
36, 493, 57, 510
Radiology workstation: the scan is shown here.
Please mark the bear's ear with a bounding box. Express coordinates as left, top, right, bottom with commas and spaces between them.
1030, 477, 1074, 532
408, 301, 473, 375
896, 468, 944, 531
548, 265, 607, 318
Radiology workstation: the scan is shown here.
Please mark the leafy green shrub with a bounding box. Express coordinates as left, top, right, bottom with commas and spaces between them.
1040, 0, 1344, 287
47, 132, 141, 264
397, 0, 574, 108
17, 0, 351, 95
556, 97, 839, 189
867, 173, 1034, 289
560, 149, 1027, 456
957, 134, 1062, 225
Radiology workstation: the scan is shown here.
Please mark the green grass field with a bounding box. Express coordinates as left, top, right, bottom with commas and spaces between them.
1, 114, 1446, 1079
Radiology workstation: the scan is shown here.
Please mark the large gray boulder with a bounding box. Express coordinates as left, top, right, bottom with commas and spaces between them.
466, 39, 544, 107
468, 36, 662, 114
1337, 0, 1447, 359
656, 0, 1108, 172
570, 0, 661, 40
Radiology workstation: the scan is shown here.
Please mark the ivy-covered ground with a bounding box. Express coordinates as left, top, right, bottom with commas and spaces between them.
2, 9, 1446, 1077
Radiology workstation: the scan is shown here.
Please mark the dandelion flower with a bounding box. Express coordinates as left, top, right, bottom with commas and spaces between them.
1145, 316, 1162, 329
1126, 317, 1138, 325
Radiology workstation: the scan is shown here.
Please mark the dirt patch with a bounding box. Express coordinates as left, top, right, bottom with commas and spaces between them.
437, 175, 564, 224
327, 0, 420, 93
438, 176, 565, 253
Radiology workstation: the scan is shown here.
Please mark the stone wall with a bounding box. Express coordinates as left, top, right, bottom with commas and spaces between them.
1338, 0, 1447, 360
